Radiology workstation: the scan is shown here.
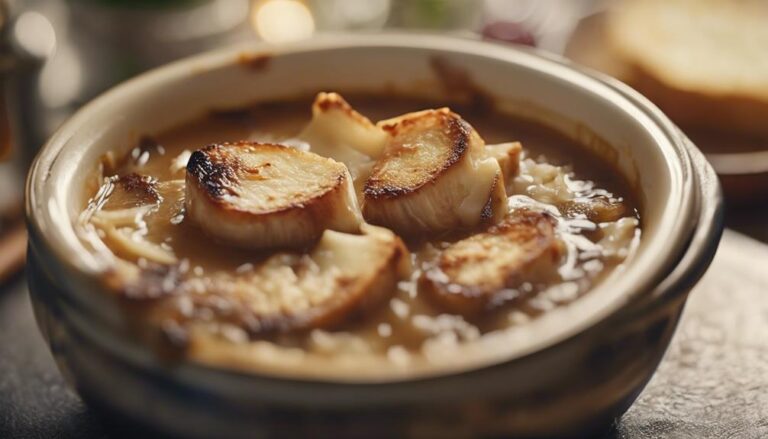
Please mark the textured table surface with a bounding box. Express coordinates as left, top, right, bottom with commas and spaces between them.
2, 228, 768, 438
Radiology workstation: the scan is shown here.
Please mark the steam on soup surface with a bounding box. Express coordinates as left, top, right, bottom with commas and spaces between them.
78, 94, 640, 377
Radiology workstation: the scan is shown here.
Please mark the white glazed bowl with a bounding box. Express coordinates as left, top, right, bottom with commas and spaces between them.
26, 34, 723, 438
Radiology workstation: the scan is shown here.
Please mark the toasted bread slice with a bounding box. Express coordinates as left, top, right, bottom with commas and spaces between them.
301, 92, 389, 158
298, 92, 389, 184
177, 224, 411, 334
607, 0, 768, 137
185, 142, 362, 250
363, 108, 508, 236
421, 209, 562, 316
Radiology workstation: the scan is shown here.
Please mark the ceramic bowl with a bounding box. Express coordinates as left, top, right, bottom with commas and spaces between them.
25, 34, 723, 438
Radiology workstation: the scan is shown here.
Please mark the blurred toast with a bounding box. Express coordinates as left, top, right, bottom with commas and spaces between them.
605, 0, 768, 138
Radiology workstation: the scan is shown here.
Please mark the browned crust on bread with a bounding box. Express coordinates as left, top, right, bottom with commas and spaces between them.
480, 172, 505, 224
421, 210, 561, 316
186, 143, 240, 198
313, 92, 376, 127
364, 109, 472, 199
186, 141, 348, 217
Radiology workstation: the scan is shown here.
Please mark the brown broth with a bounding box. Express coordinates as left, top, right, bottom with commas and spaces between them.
80, 94, 641, 362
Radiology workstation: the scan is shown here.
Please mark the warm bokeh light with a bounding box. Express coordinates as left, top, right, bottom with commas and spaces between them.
13, 11, 56, 59
252, 0, 315, 43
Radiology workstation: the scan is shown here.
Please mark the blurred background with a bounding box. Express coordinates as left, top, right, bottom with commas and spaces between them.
2, 1, 768, 438
1, 0, 767, 290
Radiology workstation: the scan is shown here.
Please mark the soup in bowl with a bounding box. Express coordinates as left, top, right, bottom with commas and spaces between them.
77, 91, 641, 378
26, 34, 722, 437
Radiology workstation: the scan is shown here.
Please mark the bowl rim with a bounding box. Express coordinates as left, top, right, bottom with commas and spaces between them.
26, 33, 706, 385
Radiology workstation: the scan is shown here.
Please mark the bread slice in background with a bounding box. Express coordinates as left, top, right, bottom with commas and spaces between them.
604, 0, 768, 140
